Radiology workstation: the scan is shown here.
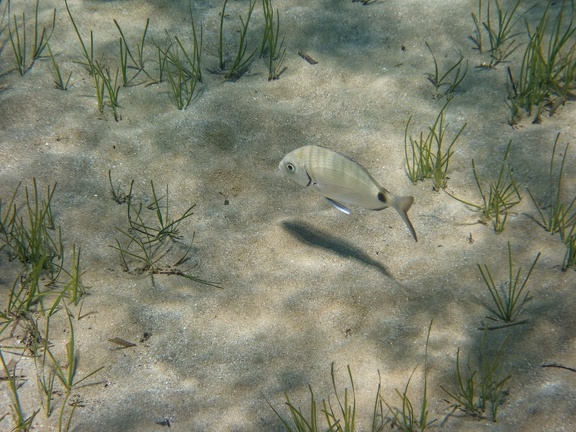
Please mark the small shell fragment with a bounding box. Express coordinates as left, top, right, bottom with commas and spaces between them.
108, 337, 137, 348
298, 51, 318, 65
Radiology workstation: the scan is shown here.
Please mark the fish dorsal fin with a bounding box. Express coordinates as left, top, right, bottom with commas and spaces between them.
325, 198, 351, 215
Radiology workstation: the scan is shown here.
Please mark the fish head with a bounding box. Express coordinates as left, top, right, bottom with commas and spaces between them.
278, 151, 311, 187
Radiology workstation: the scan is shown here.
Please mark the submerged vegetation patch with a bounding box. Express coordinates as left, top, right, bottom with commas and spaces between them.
0, 0, 575, 430
404, 101, 466, 192
2, 0, 289, 119
0, 179, 100, 431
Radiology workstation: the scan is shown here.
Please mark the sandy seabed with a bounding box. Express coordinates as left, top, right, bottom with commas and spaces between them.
1, 0, 576, 431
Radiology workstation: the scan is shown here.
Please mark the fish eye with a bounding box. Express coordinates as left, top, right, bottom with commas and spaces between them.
286, 163, 295, 171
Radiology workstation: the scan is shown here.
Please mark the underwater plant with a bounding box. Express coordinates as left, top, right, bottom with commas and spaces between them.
470, 0, 522, 68
156, 1, 203, 104
384, 321, 435, 431
0, 179, 91, 319
446, 140, 521, 233
478, 241, 540, 325
563, 223, 576, 270
65, 0, 123, 119
425, 42, 468, 100
0, 179, 62, 279
0, 293, 98, 431
261, 0, 287, 80
0, 349, 39, 430
94, 62, 122, 121
266, 323, 435, 432
45, 309, 104, 430
64, 0, 96, 75
7, 0, 56, 75
0, 178, 95, 432
163, 41, 200, 110
110, 180, 219, 287
266, 363, 379, 432
46, 43, 72, 90
217, 0, 258, 80
442, 329, 511, 421
114, 18, 151, 86
527, 134, 576, 238
404, 102, 466, 191
508, 0, 576, 122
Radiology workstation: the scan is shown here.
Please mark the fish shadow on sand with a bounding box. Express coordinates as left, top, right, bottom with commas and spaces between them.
281, 220, 393, 278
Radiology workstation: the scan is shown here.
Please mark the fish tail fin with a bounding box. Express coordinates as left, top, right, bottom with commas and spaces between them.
389, 194, 418, 242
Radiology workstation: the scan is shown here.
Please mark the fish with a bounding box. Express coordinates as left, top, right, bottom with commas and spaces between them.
279, 145, 417, 241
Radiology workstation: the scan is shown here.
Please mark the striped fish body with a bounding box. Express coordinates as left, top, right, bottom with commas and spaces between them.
279, 145, 390, 209
279, 145, 417, 241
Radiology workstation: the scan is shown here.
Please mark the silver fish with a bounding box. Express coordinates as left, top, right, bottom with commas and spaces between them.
279, 145, 417, 241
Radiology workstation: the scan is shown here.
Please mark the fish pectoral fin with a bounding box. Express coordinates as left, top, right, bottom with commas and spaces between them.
325, 198, 351, 215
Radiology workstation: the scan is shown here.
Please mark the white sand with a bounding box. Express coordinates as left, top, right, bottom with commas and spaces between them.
1, 0, 575, 430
